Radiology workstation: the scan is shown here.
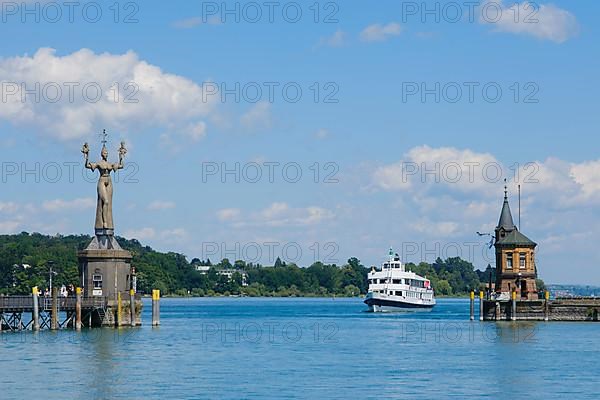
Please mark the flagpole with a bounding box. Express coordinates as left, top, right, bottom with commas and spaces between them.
518, 184, 521, 230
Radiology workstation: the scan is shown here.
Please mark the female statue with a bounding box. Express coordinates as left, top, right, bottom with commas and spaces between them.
82, 137, 127, 233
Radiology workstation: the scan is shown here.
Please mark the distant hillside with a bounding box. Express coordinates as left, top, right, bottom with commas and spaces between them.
548, 284, 600, 298
1, 233, 501, 297
0, 232, 205, 296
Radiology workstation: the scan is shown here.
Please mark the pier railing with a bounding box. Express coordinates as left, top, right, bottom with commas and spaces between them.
0, 296, 33, 310
0, 296, 108, 312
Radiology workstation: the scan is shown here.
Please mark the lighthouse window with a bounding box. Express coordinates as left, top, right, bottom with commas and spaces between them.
520, 253, 526, 269
506, 253, 513, 269
92, 274, 103, 289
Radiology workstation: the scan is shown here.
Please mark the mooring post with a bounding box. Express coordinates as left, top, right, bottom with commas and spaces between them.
129, 289, 136, 327
152, 289, 160, 327
75, 287, 82, 331
544, 290, 550, 321
511, 289, 517, 321
470, 291, 475, 321
32, 286, 40, 331
117, 292, 122, 327
479, 290, 484, 321
51, 287, 59, 330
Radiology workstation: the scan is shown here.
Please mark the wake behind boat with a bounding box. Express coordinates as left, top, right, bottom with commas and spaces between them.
364, 249, 436, 312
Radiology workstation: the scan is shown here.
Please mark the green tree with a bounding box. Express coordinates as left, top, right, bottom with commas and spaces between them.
436, 280, 452, 295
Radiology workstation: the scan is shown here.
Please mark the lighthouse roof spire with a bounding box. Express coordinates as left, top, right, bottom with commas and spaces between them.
497, 182, 516, 231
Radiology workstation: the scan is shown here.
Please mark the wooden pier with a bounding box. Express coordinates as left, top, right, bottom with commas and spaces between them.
0, 287, 160, 332
1, 295, 102, 332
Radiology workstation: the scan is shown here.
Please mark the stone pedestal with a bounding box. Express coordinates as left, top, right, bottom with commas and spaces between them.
78, 232, 141, 327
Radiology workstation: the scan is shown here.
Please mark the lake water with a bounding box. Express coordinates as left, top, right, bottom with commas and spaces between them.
1, 298, 598, 399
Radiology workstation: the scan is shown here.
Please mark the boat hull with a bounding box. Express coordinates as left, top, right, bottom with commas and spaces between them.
364, 294, 435, 312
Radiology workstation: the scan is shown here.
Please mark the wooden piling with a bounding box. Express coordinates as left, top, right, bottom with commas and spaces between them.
511, 289, 517, 321
469, 291, 475, 321
479, 291, 484, 321
51, 287, 59, 330
32, 287, 40, 331
129, 289, 136, 327
75, 287, 82, 331
117, 292, 122, 327
152, 289, 160, 326
544, 290, 550, 321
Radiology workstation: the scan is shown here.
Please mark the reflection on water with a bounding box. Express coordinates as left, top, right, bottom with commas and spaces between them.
1, 298, 599, 399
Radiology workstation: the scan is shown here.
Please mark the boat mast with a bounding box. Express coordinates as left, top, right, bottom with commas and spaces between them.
386, 247, 393, 295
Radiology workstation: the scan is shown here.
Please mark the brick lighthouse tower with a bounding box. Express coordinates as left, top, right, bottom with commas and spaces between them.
494, 186, 538, 300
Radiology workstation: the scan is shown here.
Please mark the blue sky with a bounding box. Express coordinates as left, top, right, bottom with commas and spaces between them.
1, 0, 599, 284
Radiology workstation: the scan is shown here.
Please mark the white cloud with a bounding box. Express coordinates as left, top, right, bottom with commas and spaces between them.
147, 201, 176, 211
0, 200, 26, 233
318, 30, 346, 47
373, 145, 499, 193
509, 158, 600, 207
219, 202, 335, 228
172, 16, 221, 28
0, 201, 20, 214
123, 226, 187, 242
373, 146, 600, 207
240, 101, 272, 131
258, 202, 335, 227
570, 160, 600, 203
184, 121, 207, 141
0, 220, 22, 233
124, 227, 156, 241
172, 17, 203, 29
360, 23, 402, 42
161, 228, 187, 240
42, 198, 95, 212
413, 219, 460, 237
216, 208, 241, 221
481, 1, 579, 43
0, 48, 217, 142
314, 128, 329, 140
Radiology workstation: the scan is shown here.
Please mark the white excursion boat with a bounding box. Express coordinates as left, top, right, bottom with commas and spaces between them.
364, 249, 436, 312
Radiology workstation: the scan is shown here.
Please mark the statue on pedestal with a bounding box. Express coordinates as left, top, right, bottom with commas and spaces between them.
81, 130, 127, 236
78, 130, 139, 326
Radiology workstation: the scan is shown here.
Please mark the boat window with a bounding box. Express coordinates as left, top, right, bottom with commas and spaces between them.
393, 279, 401, 284
379, 279, 387, 284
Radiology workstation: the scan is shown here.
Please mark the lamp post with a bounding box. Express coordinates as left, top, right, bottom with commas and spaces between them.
48, 261, 57, 296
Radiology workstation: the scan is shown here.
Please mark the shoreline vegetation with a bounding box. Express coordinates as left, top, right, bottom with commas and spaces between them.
157, 293, 474, 299
0, 233, 545, 297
